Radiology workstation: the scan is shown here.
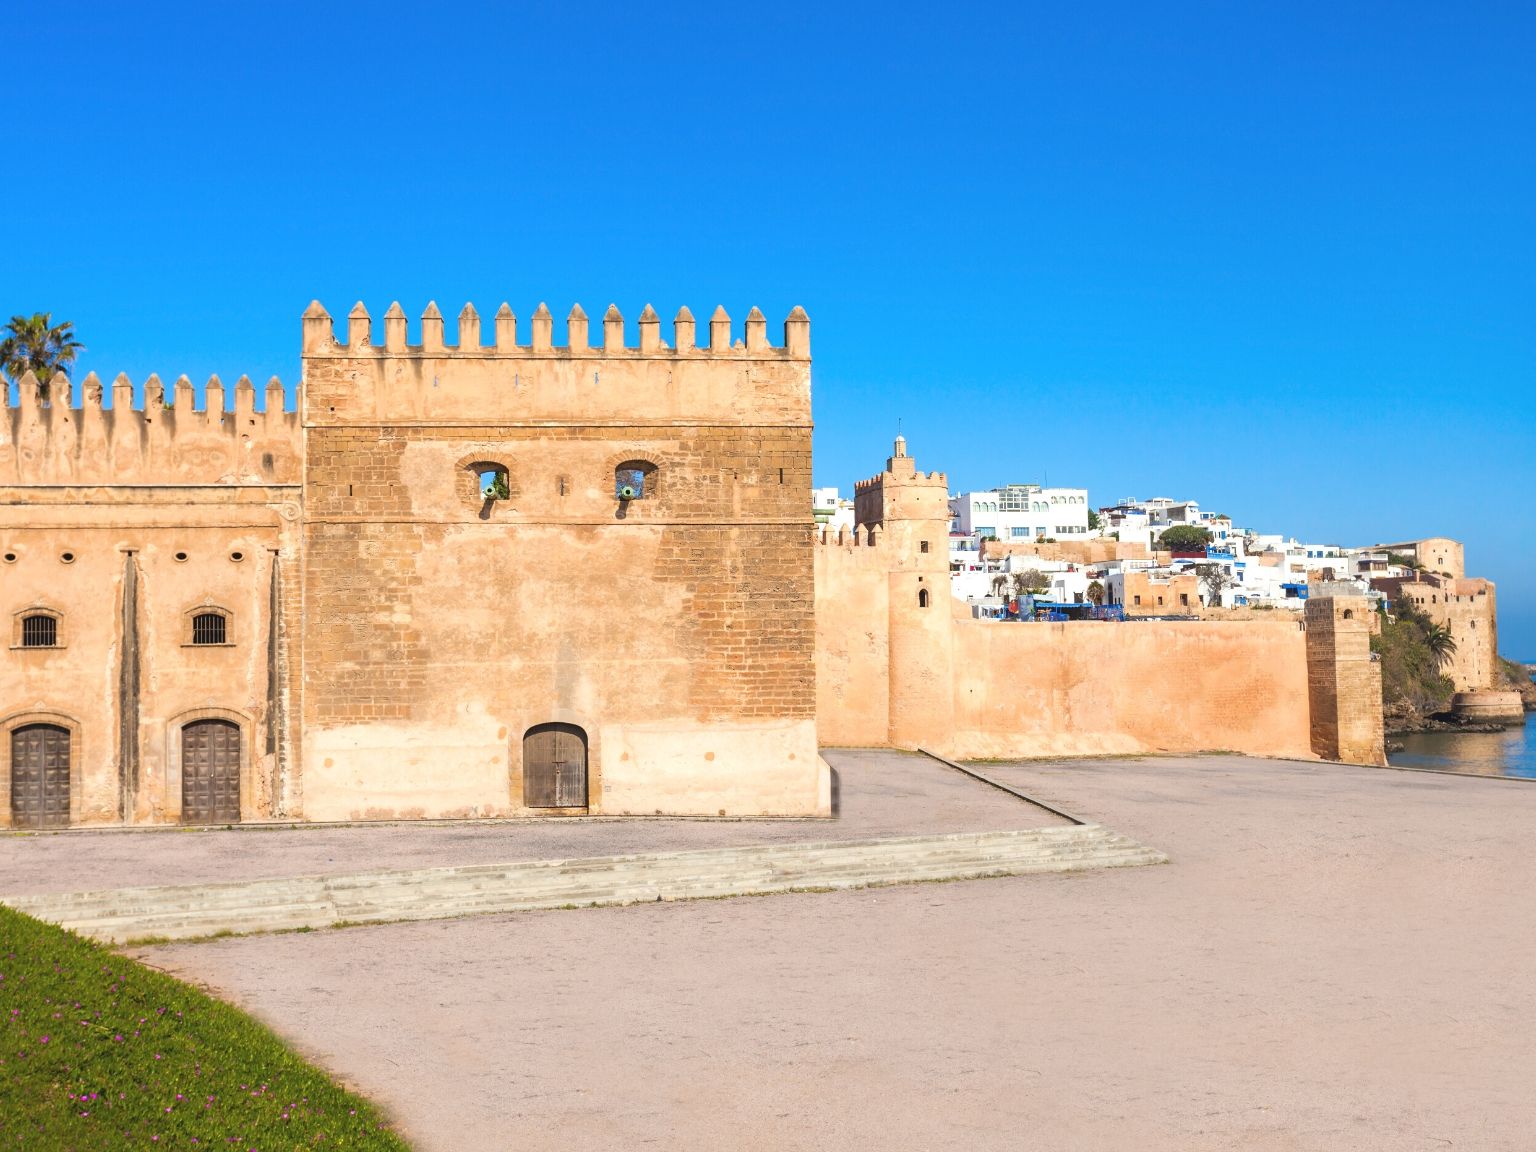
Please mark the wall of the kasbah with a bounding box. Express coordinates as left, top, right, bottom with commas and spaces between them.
814, 543, 1312, 760
943, 617, 1311, 760
817, 439, 1332, 764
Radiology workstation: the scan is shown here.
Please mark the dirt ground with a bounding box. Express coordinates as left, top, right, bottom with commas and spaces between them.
131, 752, 1535, 1151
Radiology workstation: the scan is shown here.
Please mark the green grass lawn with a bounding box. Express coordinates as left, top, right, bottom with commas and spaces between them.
0, 906, 411, 1150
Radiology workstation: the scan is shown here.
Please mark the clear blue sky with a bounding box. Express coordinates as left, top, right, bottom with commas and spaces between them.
6, 2, 1534, 653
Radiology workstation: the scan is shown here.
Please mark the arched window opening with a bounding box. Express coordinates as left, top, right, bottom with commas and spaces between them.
192, 613, 228, 645
918, 588, 930, 608
1342, 609, 1354, 620
20, 614, 57, 648
615, 459, 657, 501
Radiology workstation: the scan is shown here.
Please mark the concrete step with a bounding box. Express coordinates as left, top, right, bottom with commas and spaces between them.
3, 824, 1167, 943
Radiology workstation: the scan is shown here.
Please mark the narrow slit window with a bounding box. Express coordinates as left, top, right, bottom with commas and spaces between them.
192, 613, 227, 645
20, 615, 56, 647
918, 588, 930, 608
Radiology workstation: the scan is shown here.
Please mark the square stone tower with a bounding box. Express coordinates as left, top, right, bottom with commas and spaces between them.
297, 300, 822, 818
853, 436, 954, 749
1305, 593, 1386, 765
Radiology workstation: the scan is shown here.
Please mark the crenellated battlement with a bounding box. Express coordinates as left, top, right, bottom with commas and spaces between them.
0, 371, 301, 486
301, 299, 813, 427
854, 468, 947, 493
302, 300, 810, 360
815, 524, 881, 548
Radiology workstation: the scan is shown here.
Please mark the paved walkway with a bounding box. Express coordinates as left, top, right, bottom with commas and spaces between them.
135, 753, 1536, 1151
0, 750, 1059, 897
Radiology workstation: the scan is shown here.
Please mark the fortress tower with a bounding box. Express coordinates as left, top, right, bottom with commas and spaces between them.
1305, 594, 1386, 765
854, 436, 954, 749
298, 300, 823, 819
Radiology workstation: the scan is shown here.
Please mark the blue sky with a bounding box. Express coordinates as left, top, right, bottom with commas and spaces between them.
5, 2, 1534, 652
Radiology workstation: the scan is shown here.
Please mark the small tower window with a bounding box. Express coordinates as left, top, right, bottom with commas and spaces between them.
615, 459, 658, 501
919, 540, 930, 554
458, 459, 514, 508
918, 588, 930, 608
192, 613, 228, 645
21, 614, 57, 648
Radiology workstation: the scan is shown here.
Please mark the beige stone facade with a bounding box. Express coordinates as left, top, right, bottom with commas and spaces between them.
1, 301, 824, 827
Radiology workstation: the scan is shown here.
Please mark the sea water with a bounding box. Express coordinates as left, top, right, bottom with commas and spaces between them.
1388, 721, 1536, 779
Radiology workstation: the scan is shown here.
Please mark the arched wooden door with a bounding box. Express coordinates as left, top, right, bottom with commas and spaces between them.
523, 723, 588, 808
10, 724, 70, 829
182, 719, 241, 824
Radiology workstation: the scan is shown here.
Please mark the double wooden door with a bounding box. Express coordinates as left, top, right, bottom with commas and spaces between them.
182, 719, 241, 824
523, 723, 588, 808
10, 724, 70, 828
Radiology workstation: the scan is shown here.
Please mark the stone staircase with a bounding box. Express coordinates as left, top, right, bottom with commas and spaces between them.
3, 824, 1166, 944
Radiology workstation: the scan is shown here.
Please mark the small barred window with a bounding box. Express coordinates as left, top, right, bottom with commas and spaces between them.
192, 613, 227, 645
21, 615, 57, 647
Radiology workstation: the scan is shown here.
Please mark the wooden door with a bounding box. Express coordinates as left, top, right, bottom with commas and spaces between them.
523, 723, 588, 808
10, 724, 70, 829
182, 719, 241, 824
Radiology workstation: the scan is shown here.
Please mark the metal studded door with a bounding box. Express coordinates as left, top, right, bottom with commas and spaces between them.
523, 723, 588, 808
181, 719, 241, 824
10, 724, 70, 829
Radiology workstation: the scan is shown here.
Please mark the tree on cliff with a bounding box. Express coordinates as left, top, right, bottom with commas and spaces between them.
1194, 562, 1238, 607
1372, 596, 1456, 722
1158, 525, 1213, 552
1424, 623, 1458, 668
0, 313, 84, 403
1016, 569, 1049, 596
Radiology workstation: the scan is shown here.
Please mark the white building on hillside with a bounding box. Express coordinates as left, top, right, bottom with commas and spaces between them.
950, 483, 1092, 542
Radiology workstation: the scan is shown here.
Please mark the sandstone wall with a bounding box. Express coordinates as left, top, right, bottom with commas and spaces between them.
816, 541, 1315, 761
943, 617, 1312, 760
814, 531, 890, 747
978, 538, 1159, 565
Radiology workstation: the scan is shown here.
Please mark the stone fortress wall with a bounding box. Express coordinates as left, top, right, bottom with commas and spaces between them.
817, 439, 1384, 765
0, 300, 1392, 831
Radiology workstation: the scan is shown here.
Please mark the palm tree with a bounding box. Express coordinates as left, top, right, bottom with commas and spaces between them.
1086, 580, 1104, 606
1424, 623, 1458, 668
0, 313, 85, 403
